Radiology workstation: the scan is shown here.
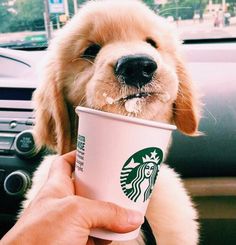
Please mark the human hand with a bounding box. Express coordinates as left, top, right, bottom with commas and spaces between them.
1, 151, 144, 245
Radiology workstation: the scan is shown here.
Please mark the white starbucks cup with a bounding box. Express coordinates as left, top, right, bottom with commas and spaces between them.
75, 106, 176, 241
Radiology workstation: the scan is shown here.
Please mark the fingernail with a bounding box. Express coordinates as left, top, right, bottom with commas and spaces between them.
128, 211, 144, 226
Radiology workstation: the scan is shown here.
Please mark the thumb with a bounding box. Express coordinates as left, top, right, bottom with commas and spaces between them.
77, 197, 144, 233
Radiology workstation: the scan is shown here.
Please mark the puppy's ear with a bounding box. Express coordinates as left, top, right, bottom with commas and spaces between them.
173, 57, 200, 135
33, 60, 71, 154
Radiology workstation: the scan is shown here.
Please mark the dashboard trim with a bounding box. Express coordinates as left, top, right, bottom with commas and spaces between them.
0, 55, 31, 68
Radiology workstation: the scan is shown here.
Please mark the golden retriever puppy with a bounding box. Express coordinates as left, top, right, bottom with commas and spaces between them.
23, 0, 200, 244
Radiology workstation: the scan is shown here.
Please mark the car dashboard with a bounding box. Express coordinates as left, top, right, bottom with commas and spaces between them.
0, 49, 46, 236
0, 43, 236, 244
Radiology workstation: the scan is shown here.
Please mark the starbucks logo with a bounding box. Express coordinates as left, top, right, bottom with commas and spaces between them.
120, 147, 163, 203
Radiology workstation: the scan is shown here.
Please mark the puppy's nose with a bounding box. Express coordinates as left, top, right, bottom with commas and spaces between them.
115, 55, 157, 88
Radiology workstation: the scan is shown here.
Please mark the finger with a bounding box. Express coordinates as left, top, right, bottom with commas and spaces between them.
61, 150, 77, 166
76, 197, 144, 233
49, 151, 76, 178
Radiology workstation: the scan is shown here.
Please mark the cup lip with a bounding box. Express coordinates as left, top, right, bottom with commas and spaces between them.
76, 106, 176, 131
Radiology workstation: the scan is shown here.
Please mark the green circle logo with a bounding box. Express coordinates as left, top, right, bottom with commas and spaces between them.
120, 147, 163, 203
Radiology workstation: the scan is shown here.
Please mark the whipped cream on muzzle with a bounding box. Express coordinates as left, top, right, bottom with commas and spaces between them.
103, 91, 171, 114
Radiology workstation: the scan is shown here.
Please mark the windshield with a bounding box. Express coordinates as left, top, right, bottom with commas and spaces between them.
0, 0, 235, 49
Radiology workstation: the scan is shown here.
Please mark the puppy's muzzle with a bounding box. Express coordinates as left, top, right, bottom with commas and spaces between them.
114, 54, 157, 88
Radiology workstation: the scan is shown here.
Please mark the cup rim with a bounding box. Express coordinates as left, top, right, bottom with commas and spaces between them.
76, 106, 176, 131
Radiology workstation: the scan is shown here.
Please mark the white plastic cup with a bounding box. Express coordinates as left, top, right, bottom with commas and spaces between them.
75, 106, 176, 241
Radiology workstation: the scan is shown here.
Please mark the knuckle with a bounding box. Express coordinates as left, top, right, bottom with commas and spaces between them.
65, 196, 88, 217
105, 201, 122, 217
64, 195, 80, 208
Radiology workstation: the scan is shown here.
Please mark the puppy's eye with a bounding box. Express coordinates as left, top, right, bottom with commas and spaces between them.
146, 38, 157, 49
82, 44, 101, 59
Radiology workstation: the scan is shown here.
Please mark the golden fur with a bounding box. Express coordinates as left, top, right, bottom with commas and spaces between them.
33, 0, 199, 154
27, 0, 200, 244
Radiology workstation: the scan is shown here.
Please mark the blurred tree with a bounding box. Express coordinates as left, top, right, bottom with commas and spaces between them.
159, 0, 208, 20
68, 0, 87, 16
143, 0, 155, 6
0, 0, 14, 32
12, 0, 44, 31
77, 0, 87, 5
142, 0, 158, 12
225, 0, 236, 16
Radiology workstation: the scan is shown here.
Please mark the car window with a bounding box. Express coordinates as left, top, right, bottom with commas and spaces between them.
0, 0, 235, 49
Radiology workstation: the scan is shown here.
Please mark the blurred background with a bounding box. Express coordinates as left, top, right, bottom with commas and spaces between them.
0, 0, 236, 49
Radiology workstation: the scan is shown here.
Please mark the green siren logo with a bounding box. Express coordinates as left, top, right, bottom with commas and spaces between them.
120, 147, 163, 203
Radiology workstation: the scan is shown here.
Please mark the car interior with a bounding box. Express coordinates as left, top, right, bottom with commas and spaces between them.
0, 0, 236, 244
1, 40, 235, 244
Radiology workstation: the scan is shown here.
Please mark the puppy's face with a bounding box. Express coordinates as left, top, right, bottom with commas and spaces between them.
61, 1, 180, 122
34, 0, 200, 153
